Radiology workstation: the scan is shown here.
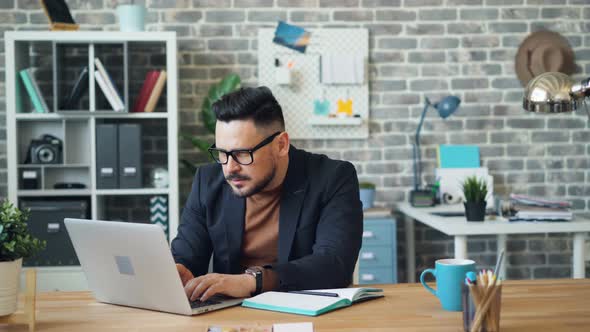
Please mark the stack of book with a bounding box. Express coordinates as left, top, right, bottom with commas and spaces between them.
131, 69, 167, 113
508, 194, 573, 221
19, 68, 50, 113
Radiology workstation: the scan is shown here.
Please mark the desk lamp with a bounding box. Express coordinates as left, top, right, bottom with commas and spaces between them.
411, 96, 461, 207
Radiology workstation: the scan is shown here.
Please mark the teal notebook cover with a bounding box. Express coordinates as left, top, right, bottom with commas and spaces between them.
19, 69, 45, 113
438, 145, 480, 168
242, 288, 383, 317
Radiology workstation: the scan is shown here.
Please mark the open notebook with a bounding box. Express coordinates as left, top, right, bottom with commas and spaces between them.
242, 288, 384, 316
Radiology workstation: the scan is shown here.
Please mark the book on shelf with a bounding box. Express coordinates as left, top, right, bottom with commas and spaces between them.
26, 69, 51, 113
19, 68, 49, 113
61, 66, 88, 110
95, 70, 124, 112
131, 70, 160, 113
94, 57, 124, 111
242, 287, 384, 316
144, 70, 167, 113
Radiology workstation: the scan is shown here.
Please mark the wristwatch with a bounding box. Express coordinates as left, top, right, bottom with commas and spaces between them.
245, 266, 264, 295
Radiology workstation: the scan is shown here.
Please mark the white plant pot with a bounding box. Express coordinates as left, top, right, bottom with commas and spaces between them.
0, 258, 22, 316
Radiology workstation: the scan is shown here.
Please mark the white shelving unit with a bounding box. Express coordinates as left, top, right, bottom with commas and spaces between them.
5, 31, 180, 291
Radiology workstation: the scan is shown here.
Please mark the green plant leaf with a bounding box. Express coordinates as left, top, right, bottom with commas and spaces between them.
0, 199, 46, 261
461, 176, 488, 203
218, 73, 241, 95
201, 97, 216, 134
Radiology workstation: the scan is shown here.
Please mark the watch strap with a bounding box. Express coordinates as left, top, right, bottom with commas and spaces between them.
245, 266, 263, 295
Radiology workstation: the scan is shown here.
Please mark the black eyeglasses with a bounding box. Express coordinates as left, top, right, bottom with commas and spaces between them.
208, 131, 282, 165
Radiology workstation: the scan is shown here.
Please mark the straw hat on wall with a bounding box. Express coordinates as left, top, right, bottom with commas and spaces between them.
515, 30, 576, 87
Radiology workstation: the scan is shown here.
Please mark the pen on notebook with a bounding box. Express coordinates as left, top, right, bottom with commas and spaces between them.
288, 291, 339, 297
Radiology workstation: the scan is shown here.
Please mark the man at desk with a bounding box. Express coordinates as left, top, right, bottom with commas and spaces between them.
171, 87, 363, 302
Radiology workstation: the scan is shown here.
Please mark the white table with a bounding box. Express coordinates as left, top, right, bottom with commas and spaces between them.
398, 202, 590, 282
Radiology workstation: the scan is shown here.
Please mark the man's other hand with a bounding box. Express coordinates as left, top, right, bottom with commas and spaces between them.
184, 273, 256, 302
176, 264, 194, 286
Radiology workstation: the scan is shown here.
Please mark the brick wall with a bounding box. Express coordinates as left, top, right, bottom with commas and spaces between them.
1, 0, 589, 281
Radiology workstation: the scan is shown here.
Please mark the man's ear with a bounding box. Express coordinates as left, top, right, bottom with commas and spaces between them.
277, 132, 290, 157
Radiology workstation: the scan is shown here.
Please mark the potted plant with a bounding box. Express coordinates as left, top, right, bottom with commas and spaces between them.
359, 182, 376, 210
181, 73, 241, 174
0, 200, 45, 316
461, 176, 488, 222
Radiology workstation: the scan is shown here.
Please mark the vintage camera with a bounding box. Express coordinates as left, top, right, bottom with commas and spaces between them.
25, 134, 63, 164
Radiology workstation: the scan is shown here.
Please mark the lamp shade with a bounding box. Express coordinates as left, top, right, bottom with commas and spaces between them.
523, 72, 590, 114
434, 96, 461, 119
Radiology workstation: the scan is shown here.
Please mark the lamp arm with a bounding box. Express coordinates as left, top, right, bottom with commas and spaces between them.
413, 99, 431, 191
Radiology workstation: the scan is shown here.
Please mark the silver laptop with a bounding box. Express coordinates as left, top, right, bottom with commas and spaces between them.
64, 218, 243, 315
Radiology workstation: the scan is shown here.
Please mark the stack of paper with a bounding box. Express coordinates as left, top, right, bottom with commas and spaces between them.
509, 194, 573, 221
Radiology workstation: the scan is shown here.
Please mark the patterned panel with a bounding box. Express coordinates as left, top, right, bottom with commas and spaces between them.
258, 28, 369, 139
150, 195, 169, 237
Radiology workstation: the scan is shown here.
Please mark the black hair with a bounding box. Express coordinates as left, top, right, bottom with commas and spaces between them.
212, 86, 285, 130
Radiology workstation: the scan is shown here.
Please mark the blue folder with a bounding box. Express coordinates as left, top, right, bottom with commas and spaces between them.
438, 145, 480, 168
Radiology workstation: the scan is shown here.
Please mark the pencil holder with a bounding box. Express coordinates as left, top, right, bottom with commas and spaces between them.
462, 283, 502, 332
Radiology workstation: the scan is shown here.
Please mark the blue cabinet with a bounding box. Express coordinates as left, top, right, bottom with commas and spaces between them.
359, 217, 397, 284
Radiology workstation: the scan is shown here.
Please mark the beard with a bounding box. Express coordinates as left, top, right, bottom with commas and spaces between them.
226, 162, 276, 198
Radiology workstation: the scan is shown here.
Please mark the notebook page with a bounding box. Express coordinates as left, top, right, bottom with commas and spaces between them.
307, 288, 383, 302
246, 291, 343, 311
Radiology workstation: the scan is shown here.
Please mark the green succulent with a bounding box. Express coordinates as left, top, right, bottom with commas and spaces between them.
181, 73, 241, 174
359, 182, 376, 190
461, 176, 488, 203
0, 199, 46, 262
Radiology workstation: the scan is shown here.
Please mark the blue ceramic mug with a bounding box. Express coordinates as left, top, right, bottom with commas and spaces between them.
420, 258, 476, 311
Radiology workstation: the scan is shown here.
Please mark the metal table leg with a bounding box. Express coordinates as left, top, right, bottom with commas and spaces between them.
573, 233, 586, 279
405, 215, 415, 283
454, 235, 467, 259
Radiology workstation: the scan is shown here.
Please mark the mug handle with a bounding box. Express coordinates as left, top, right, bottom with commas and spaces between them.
420, 268, 437, 297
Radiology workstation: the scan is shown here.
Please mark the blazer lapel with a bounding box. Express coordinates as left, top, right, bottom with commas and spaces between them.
278, 147, 308, 263
221, 184, 245, 273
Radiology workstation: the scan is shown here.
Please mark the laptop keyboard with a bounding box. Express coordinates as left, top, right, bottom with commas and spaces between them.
190, 294, 228, 309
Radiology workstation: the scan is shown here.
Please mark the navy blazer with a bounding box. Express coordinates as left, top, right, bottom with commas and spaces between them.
171, 146, 363, 291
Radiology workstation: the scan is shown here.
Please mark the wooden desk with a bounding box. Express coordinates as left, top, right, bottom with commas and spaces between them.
2, 279, 589, 331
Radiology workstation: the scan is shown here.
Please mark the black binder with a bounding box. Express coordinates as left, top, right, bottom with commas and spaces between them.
20, 198, 89, 267
96, 124, 118, 189
118, 123, 142, 188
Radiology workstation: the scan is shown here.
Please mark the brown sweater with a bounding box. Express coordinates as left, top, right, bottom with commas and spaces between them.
240, 185, 281, 292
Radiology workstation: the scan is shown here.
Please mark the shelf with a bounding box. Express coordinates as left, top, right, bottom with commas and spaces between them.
308, 116, 363, 126
18, 164, 89, 168
8, 31, 180, 294
96, 188, 170, 196
15, 112, 169, 120
6, 31, 176, 43
18, 189, 91, 197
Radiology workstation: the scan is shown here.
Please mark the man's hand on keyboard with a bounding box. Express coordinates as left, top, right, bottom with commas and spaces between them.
176, 264, 194, 286
184, 273, 256, 302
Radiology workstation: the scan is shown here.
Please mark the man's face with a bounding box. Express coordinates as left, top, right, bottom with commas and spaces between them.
214, 120, 278, 197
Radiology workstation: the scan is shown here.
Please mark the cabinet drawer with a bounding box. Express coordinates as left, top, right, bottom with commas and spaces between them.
362, 223, 393, 246
359, 267, 395, 284
358, 245, 393, 268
